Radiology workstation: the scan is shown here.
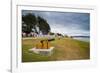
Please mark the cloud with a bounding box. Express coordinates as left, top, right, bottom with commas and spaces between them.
22, 10, 90, 36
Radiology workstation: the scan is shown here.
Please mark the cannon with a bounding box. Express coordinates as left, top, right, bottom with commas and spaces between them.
29, 38, 54, 56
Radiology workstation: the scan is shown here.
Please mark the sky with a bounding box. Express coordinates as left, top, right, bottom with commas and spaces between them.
22, 10, 90, 36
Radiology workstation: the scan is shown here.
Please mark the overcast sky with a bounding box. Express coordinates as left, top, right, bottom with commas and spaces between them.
22, 10, 90, 36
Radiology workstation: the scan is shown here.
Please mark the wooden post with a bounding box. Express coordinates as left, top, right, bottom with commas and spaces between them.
41, 40, 43, 49
47, 40, 48, 49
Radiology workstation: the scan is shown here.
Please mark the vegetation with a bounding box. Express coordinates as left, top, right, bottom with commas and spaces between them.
22, 12, 90, 62
22, 14, 37, 34
22, 37, 90, 62
38, 16, 50, 34
22, 13, 50, 35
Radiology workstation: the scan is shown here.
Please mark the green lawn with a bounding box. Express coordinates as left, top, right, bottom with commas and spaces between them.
22, 37, 90, 62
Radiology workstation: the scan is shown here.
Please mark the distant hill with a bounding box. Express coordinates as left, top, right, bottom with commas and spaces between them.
71, 36, 90, 38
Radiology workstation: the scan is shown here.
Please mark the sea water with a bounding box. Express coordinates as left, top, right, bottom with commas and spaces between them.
73, 37, 90, 42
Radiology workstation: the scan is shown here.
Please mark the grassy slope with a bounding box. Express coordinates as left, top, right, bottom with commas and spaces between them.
22, 37, 90, 62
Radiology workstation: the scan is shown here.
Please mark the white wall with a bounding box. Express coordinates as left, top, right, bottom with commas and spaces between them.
0, 0, 99, 73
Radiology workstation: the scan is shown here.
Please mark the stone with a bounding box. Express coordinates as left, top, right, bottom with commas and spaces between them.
29, 47, 54, 56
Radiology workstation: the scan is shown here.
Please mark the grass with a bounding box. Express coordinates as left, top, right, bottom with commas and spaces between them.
22, 37, 90, 62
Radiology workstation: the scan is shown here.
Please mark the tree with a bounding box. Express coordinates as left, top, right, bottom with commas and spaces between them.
22, 13, 51, 35
22, 13, 37, 34
37, 16, 51, 34
49, 32, 55, 35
